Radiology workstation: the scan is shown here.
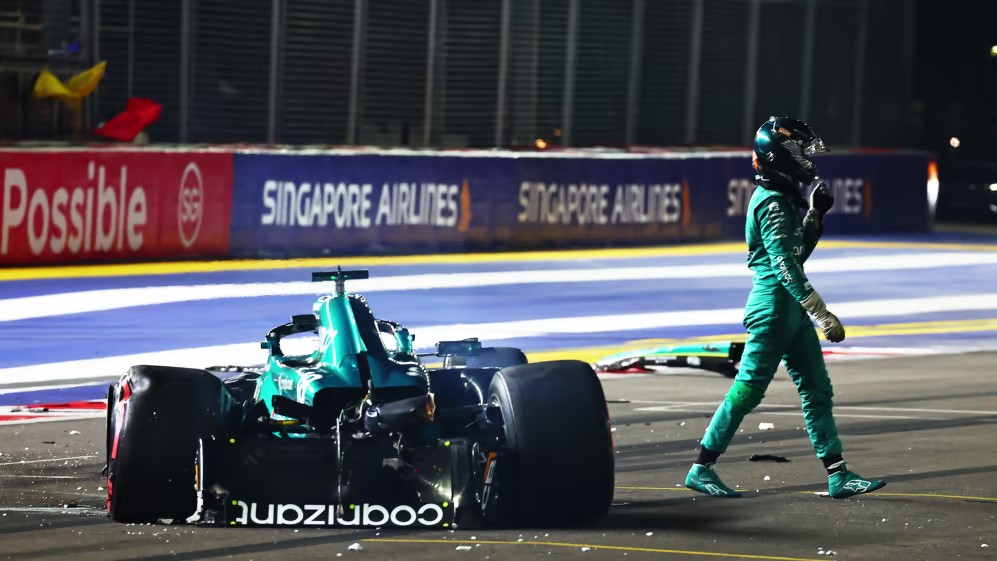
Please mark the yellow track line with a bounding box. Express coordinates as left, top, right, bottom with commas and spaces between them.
831, 318, 997, 338
4, 239, 997, 281
364, 538, 826, 561
848, 492, 997, 503
0, 243, 745, 281
617, 486, 997, 503
825, 240, 997, 252
618, 486, 696, 492
512, 318, 997, 366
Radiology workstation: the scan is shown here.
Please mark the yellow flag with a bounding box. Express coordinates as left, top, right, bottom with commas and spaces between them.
32, 68, 75, 100
65, 61, 107, 98
32, 61, 108, 109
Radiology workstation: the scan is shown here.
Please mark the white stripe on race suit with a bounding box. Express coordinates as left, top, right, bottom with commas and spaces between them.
3, 292, 997, 386
4, 251, 997, 322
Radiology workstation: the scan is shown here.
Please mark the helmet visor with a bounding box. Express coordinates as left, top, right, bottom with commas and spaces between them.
804, 136, 828, 156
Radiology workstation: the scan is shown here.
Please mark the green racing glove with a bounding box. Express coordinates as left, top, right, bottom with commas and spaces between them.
801, 291, 846, 343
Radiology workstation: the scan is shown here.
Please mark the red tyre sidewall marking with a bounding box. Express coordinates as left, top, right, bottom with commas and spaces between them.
107, 381, 132, 511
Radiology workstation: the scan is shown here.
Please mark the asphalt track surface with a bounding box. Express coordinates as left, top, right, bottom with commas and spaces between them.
0, 353, 995, 561
2, 235, 997, 560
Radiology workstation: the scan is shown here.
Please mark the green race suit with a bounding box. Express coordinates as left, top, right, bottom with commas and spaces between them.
700, 182, 842, 459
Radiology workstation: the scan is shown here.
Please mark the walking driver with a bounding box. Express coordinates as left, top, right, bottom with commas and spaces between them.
684, 117, 887, 499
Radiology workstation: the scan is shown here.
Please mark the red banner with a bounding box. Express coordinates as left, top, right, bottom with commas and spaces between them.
0, 151, 232, 265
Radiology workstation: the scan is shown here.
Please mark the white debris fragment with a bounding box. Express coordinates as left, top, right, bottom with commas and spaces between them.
679, 422, 686, 426
882, 518, 887, 522
68, 431, 81, 435
758, 422, 775, 430
347, 543, 363, 551
157, 518, 173, 525
611, 428, 617, 432
645, 532, 653, 536
337, 554, 343, 558
581, 547, 592, 552
763, 476, 771, 481
455, 546, 472, 551
471, 536, 477, 540
517, 538, 524, 542
982, 544, 989, 548
97, 487, 104, 491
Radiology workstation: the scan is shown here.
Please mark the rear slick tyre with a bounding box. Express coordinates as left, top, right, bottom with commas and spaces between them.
106, 365, 230, 523
486, 360, 614, 527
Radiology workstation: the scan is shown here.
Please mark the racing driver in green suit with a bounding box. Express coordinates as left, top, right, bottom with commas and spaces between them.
684, 117, 886, 499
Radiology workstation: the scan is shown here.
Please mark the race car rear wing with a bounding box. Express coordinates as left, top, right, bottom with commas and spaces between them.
312, 267, 369, 295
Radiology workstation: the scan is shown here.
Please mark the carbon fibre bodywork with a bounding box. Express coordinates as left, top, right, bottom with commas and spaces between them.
105, 269, 614, 529
594, 342, 745, 378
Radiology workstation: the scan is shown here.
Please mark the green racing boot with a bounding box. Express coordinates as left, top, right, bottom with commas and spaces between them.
685, 463, 742, 497
828, 466, 886, 498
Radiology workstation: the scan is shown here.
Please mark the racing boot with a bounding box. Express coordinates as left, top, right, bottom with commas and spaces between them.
685, 463, 742, 497
828, 465, 886, 498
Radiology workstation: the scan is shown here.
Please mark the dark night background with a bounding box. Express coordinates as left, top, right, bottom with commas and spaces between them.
913, 0, 997, 223
1, 0, 994, 169
913, 0, 997, 161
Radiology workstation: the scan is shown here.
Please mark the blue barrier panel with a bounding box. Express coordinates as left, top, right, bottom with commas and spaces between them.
722, 152, 931, 239
230, 153, 511, 257
230, 150, 931, 258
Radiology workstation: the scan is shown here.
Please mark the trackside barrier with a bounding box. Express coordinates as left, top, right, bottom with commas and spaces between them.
228, 150, 931, 258
0, 148, 931, 265
0, 149, 232, 266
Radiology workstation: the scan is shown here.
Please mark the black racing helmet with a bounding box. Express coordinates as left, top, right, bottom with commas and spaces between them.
752, 116, 828, 185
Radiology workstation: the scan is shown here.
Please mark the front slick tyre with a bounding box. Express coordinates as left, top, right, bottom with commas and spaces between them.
106, 365, 229, 523
486, 360, 614, 527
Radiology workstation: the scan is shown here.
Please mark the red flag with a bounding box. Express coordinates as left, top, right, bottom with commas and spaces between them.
94, 97, 162, 142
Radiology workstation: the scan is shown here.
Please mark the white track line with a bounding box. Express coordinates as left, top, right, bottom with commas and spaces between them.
0, 382, 109, 395
0, 506, 104, 515
0, 475, 79, 479
4, 251, 997, 322
632, 407, 929, 420
631, 401, 997, 416
3, 292, 997, 387
0, 455, 98, 466
0, 415, 104, 426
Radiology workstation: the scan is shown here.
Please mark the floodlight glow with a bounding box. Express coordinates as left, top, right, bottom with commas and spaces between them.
926, 161, 939, 216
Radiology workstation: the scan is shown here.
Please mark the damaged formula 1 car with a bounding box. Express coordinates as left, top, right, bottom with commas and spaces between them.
594, 342, 745, 378
104, 269, 614, 529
